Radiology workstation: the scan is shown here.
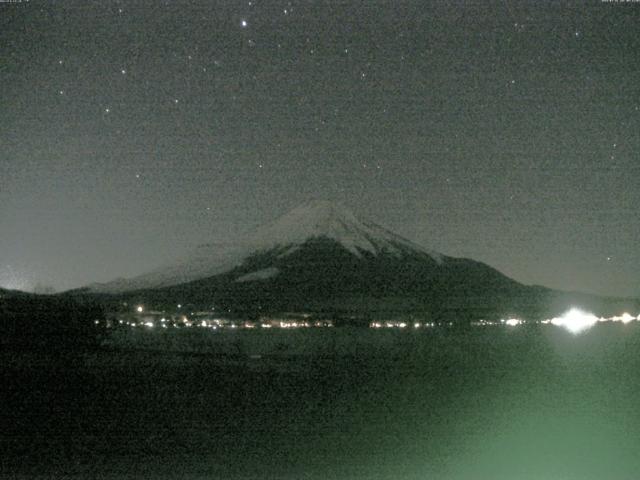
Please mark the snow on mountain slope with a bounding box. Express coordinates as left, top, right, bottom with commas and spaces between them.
246, 200, 444, 261
235, 267, 280, 283
88, 242, 247, 293
88, 200, 444, 293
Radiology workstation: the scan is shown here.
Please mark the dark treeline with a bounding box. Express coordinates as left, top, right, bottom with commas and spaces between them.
0, 292, 105, 350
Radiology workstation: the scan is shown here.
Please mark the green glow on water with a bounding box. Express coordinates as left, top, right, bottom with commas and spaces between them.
295, 325, 640, 480
7, 323, 640, 479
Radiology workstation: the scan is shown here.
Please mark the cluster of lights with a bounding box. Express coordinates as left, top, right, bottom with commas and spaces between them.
125, 307, 334, 330
370, 321, 438, 329
543, 308, 639, 334
611, 312, 636, 324
473, 309, 639, 335
543, 308, 600, 334
128, 320, 336, 330
127, 306, 638, 336
278, 321, 309, 328
503, 318, 523, 326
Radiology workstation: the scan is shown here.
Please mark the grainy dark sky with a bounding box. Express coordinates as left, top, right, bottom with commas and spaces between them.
0, 0, 638, 297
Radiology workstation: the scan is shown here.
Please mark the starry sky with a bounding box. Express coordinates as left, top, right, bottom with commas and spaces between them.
0, 0, 638, 297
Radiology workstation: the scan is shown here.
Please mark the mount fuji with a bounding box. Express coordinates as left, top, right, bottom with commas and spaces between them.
82, 200, 637, 321
89, 200, 445, 294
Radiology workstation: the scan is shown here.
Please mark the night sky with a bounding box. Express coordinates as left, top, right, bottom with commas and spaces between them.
1, 1, 638, 297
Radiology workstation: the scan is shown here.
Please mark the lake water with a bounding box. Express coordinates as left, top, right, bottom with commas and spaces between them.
4, 324, 640, 479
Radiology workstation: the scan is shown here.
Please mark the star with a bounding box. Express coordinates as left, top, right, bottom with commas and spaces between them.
174, 98, 179, 104
104, 107, 111, 113
121, 69, 126, 75
58, 90, 64, 95
241, 19, 248, 28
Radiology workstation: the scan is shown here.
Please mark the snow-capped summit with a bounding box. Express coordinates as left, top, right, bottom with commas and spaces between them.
87, 200, 443, 293
246, 199, 444, 261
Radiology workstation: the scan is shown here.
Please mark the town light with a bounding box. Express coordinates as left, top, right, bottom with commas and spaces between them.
618, 313, 635, 324
550, 308, 599, 334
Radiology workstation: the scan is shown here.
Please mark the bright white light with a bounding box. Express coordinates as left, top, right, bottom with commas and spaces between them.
136, 306, 143, 313
241, 19, 248, 27
144, 322, 154, 328
504, 318, 522, 327
550, 308, 599, 334
615, 313, 635, 324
